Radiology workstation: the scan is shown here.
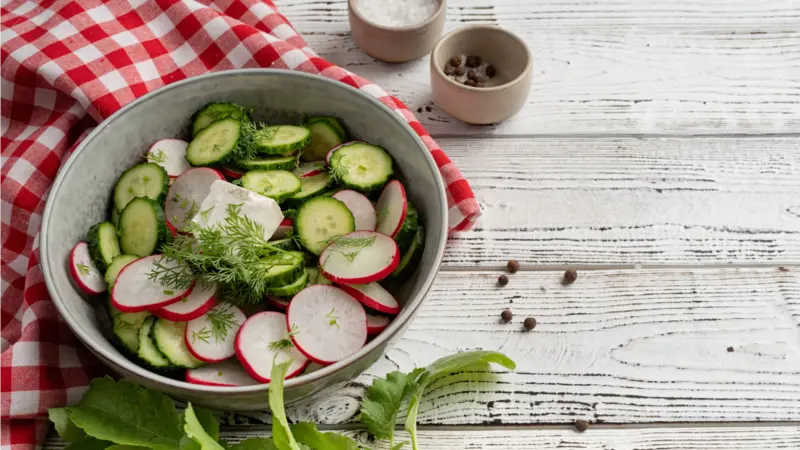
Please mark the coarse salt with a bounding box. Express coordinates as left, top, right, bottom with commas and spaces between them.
355, 0, 440, 28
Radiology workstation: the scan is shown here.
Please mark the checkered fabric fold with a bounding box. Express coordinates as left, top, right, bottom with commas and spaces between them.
1, 0, 480, 447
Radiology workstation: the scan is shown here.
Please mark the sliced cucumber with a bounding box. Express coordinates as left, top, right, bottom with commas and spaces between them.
295, 196, 355, 255
111, 208, 120, 227
109, 302, 151, 354
118, 197, 169, 257
239, 170, 302, 203
301, 117, 345, 161
113, 162, 169, 212
266, 269, 309, 297
235, 155, 296, 171
152, 318, 204, 369
392, 226, 425, 279
192, 102, 248, 137
269, 237, 297, 251
286, 172, 332, 205
137, 316, 172, 370
186, 118, 242, 166
307, 267, 333, 285
257, 251, 305, 287
329, 142, 393, 192
104, 254, 139, 286
394, 202, 419, 254
87, 222, 121, 272
251, 125, 311, 155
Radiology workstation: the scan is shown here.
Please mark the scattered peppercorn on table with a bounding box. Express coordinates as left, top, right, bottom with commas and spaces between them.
46, 0, 800, 448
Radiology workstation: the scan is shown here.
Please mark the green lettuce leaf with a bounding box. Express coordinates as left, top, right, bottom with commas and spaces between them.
229, 438, 279, 450
359, 369, 423, 443
403, 351, 515, 450
106, 446, 150, 450
68, 377, 184, 450
268, 359, 302, 450
183, 403, 225, 450
64, 437, 113, 450
48, 407, 86, 442
291, 422, 361, 450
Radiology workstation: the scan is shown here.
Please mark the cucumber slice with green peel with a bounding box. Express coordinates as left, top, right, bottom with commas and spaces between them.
186, 118, 242, 166
268, 237, 297, 251
239, 170, 302, 203
285, 172, 332, 205
152, 318, 204, 369
249, 125, 311, 155
394, 202, 419, 254
295, 196, 355, 255
118, 197, 169, 257
87, 222, 121, 272
138, 316, 172, 370
111, 208, 120, 227
109, 302, 151, 354
392, 226, 425, 279
256, 251, 305, 287
113, 162, 169, 212
104, 254, 139, 287
266, 269, 309, 297
235, 155, 296, 171
329, 142, 393, 192
301, 117, 345, 161
192, 102, 248, 137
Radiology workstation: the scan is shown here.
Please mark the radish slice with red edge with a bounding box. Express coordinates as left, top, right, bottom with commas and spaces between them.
220, 165, 244, 180
185, 304, 246, 363
332, 190, 376, 231
166, 220, 178, 237
236, 311, 309, 382
111, 255, 193, 312
185, 359, 260, 387
366, 313, 391, 335
270, 219, 293, 240
339, 282, 400, 315
154, 280, 217, 322
69, 242, 107, 295
147, 139, 190, 178
287, 285, 367, 365
293, 161, 326, 178
165, 167, 224, 232
319, 231, 399, 284
375, 180, 408, 237
266, 296, 290, 311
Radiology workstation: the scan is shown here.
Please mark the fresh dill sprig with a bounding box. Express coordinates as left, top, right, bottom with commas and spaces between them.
267, 324, 300, 351
76, 263, 91, 276
147, 148, 167, 164
325, 234, 377, 263
233, 121, 279, 161
326, 308, 340, 329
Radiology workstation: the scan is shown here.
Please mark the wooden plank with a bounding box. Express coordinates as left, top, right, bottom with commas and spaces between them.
45, 425, 800, 449
439, 137, 800, 267
277, 0, 800, 135
214, 268, 800, 426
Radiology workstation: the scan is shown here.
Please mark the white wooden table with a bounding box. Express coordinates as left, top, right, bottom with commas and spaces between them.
47, 0, 800, 447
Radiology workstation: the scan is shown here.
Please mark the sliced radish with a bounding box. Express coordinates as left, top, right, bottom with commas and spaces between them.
293, 161, 326, 178
271, 219, 293, 240
186, 359, 260, 387
185, 304, 246, 363
154, 280, 217, 322
332, 190, 376, 231
220, 165, 244, 180
111, 255, 193, 312
287, 285, 367, 365
147, 139, 190, 178
319, 231, 399, 284
340, 282, 400, 315
266, 296, 290, 311
375, 180, 408, 237
166, 220, 178, 237
69, 242, 107, 295
165, 167, 225, 231
235, 311, 309, 382
367, 313, 391, 335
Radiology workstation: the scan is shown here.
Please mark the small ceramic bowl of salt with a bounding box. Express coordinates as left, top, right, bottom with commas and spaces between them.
349, 0, 446, 63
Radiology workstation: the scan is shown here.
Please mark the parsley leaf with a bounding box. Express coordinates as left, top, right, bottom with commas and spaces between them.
67, 377, 184, 450
48, 407, 86, 442
183, 403, 224, 449
291, 423, 361, 450
359, 370, 421, 443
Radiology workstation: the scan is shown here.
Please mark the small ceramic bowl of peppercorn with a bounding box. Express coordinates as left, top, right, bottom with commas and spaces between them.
430, 25, 532, 124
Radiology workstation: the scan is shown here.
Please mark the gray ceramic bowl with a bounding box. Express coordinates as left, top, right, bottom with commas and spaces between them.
40, 70, 447, 410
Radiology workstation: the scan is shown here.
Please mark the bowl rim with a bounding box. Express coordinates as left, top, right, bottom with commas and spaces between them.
41, 69, 448, 395
348, 0, 447, 32
431, 24, 533, 92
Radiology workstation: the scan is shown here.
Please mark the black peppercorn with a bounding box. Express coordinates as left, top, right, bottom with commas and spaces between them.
425, 106, 432, 112
417, 107, 423, 113
501, 309, 513, 322
454, 66, 466, 76
498, 274, 509, 286
450, 56, 462, 67
467, 70, 477, 80
466, 55, 482, 67
574, 420, 590, 432
444, 64, 456, 76
474, 75, 486, 84
507, 260, 520, 273
523, 317, 536, 330
563, 268, 578, 285
486, 64, 497, 78
727, 346, 734, 352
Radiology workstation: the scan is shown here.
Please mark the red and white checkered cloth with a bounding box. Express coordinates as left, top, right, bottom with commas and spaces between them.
0, 0, 480, 447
